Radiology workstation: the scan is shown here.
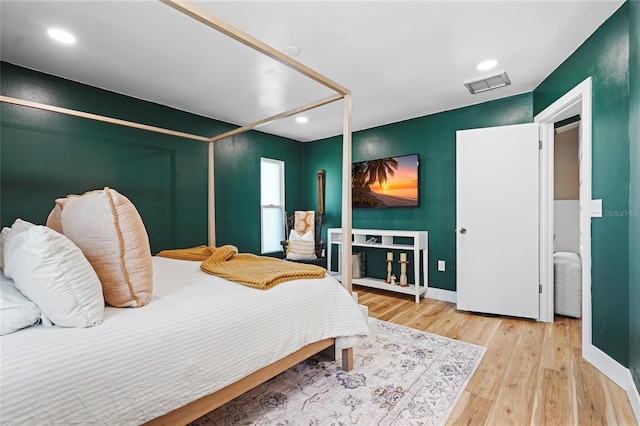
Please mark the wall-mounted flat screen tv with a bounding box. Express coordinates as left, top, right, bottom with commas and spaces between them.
352, 153, 419, 208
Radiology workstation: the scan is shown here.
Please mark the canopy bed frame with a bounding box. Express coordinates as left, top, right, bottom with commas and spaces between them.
1, 1, 355, 424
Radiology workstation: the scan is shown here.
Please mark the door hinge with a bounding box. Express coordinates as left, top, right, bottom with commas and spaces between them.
539, 284, 543, 293
539, 140, 543, 150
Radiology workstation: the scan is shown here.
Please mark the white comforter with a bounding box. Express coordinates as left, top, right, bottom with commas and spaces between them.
0, 257, 369, 425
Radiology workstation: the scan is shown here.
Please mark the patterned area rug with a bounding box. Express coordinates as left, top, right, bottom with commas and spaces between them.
192, 320, 486, 426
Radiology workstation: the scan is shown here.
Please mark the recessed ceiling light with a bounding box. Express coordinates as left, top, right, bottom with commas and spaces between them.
47, 28, 76, 44
284, 45, 300, 57
296, 116, 308, 124
477, 59, 497, 71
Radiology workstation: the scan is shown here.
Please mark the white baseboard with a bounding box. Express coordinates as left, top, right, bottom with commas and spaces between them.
426, 287, 457, 304
584, 343, 640, 423
626, 370, 640, 422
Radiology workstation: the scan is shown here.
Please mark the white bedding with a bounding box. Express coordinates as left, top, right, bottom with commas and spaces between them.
0, 257, 369, 425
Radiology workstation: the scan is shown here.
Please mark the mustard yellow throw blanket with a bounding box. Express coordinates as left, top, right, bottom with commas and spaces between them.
157, 245, 327, 290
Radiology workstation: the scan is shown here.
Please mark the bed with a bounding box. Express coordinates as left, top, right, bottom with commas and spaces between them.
1, 2, 360, 424
0, 255, 369, 425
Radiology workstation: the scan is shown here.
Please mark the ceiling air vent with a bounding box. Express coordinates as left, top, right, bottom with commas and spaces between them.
464, 70, 511, 94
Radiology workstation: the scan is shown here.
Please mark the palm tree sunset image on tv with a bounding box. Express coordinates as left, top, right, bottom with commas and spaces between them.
352, 154, 419, 208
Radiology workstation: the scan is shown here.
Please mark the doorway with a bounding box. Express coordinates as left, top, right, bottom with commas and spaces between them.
534, 77, 592, 351
552, 117, 582, 319
553, 117, 581, 256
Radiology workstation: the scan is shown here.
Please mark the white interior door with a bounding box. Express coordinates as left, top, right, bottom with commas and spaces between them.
456, 123, 540, 319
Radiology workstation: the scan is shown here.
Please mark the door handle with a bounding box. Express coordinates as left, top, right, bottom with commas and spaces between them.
459, 228, 467, 234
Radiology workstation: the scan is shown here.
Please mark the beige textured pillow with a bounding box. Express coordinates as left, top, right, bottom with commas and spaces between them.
61, 188, 153, 308
45, 197, 69, 234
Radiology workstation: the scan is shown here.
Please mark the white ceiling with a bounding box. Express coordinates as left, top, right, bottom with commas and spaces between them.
0, 0, 625, 142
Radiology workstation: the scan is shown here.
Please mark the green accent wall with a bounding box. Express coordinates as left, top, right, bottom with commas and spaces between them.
628, 0, 640, 393
214, 132, 303, 254
534, 3, 630, 366
1, 62, 302, 255
303, 93, 532, 290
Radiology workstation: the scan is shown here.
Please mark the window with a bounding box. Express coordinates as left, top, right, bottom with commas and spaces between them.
260, 158, 285, 253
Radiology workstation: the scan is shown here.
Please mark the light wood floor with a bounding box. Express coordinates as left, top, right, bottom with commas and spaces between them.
354, 286, 638, 426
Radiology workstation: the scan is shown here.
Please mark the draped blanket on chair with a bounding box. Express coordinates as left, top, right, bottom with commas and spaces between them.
157, 245, 326, 290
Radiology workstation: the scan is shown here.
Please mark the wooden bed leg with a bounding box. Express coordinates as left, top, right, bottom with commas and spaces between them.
341, 347, 353, 371
318, 344, 353, 371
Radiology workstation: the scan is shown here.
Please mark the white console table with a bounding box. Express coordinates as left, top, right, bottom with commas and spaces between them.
327, 228, 428, 303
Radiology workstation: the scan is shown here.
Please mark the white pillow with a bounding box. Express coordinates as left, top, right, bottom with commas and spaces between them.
287, 230, 317, 261
292, 229, 312, 240
3, 226, 104, 328
0, 219, 35, 271
0, 270, 40, 335
0, 228, 9, 271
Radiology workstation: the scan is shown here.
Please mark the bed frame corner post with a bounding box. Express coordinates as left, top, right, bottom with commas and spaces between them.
341, 94, 353, 293
208, 141, 216, 247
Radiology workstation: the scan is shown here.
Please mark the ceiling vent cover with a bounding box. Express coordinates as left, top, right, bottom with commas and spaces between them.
464, 70, 511, 94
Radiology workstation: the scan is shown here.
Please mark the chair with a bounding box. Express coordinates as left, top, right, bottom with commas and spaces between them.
281, 170, 326, 265
281, 210, 325, 265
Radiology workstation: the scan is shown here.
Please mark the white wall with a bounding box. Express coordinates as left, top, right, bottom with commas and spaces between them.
554, 199, 580, 253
